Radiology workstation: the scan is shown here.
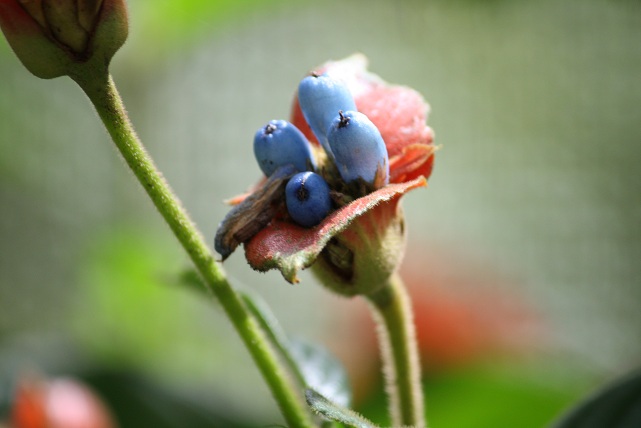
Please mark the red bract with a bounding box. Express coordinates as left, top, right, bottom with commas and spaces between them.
241, 55, 436, 287
246, 177, 426, 284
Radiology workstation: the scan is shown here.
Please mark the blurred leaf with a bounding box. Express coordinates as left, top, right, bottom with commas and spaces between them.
83, 369, 254, 428
240, 292, 292, 363
176, 267, 209, 295
241, 292, 352, 407
73, 231, 185, 364
174, 272, 293, 361
358, 363, 586, 428
130, 0, 290, 55
290, 340, 352, 409
550, 369, 641, 428
70, 229, 244, 383
0, 377, 12, 420
305, 388, 378, 428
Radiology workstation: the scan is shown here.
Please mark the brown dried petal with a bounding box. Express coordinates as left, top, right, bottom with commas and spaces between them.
214, 165, 296, 260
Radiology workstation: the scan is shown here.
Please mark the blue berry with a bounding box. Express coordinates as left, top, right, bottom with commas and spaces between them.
285, 172, 332, 228
297, 73, 356, 156
327, 110, 389, 187
253, 120, 315, 177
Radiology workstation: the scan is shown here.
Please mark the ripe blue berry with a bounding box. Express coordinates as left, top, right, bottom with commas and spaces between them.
253, 120, 315, 177
327, 110, 389, 187
285, 172, 333, 228
297, 73, 356, 156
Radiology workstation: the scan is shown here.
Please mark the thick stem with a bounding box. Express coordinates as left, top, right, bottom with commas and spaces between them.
73, 72, 315, 428
366, 272, 425, 428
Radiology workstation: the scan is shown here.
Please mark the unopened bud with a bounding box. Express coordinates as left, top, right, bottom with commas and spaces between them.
0, 0, 128, 79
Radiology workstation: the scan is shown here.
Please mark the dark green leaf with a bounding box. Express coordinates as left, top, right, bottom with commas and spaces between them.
306, 388, 379, 428
83, 369, 255, 428
550, 369, 641, 428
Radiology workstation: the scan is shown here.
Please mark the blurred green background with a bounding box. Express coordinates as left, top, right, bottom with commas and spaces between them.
1, 0, 640, 426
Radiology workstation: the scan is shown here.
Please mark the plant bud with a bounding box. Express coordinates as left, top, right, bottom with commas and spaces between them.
0, 0, 128, 79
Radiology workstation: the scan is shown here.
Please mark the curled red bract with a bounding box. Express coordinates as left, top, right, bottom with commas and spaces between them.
245, 177, 427, 283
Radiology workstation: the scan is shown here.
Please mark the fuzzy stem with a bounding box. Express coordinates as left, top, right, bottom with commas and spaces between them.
73, 72, 315, 428
366, 272, 425, 427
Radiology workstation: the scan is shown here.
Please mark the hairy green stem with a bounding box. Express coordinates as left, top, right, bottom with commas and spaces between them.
73, 71, 315, 428
366, 272, 425, 427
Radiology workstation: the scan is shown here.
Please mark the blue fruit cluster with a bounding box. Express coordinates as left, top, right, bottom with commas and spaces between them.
253, 119, 329, 228
251, 73, 389, 228
298, 73, 389, 187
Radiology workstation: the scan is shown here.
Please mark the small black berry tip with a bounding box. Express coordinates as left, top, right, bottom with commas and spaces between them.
264, 123, 277, 135
337, 110, 350, 128
296, 182, 309, 202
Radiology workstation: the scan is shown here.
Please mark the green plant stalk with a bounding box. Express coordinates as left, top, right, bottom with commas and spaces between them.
72, 71, 315, 428
366, 272, 425, 428
241, 292, 308, 389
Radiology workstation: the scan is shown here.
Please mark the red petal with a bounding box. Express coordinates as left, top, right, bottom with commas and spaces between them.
244, 176, 427, 283
356, 85, 434, 159
389, 144, 436, 184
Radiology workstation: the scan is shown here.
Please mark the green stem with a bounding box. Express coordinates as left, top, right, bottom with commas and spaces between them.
366, 272, 425, 428
73, 72, 315, 428
240, 292, 308, 389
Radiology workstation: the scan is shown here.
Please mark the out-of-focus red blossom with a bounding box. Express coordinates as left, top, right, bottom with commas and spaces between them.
404, 253, 544, 367
244, 55, 436, 288
0, 0, 128, 79
326, 248, 545, 402
10, 376, 116, 428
